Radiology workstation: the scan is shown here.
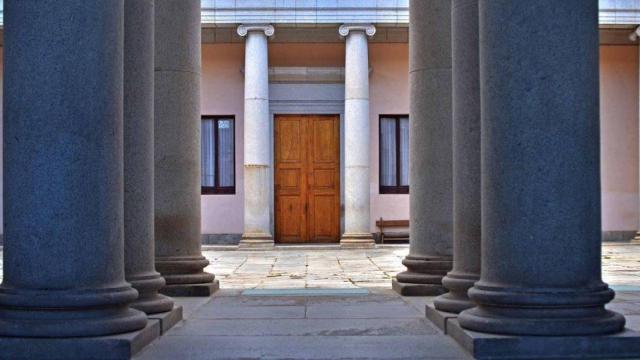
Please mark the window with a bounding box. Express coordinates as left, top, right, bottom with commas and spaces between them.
379, 115, 409, 194
201, 116, 235, 194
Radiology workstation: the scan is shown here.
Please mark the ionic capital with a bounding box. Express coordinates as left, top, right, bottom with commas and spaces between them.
237, 24, 275, 37
338, 24, 376, 38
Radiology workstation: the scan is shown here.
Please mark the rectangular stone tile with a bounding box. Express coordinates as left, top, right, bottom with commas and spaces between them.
208, 295, 307, 306
168, 318, 438, 336
191, 305, 306, 319
135, 335, 470, 360
306, 303, 422, 319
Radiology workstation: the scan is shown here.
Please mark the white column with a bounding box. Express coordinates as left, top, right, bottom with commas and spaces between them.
634, 26, 640, 243
339, 24, 376, 248
238, 24, 275, 248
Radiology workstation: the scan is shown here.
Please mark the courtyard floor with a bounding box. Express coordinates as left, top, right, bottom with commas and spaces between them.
134, 243, 640, 359
2, 243, 640, 359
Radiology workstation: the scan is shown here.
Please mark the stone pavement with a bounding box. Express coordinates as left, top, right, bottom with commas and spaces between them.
132, 243, 640, 359
136, 288, 474, 360
3, 243, 640, 359
195, 243, 640, 290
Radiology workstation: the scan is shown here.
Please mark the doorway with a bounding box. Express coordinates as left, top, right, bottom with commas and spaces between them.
274, 114, 341, 243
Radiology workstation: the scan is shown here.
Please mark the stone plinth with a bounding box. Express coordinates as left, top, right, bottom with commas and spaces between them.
448, 319, 640, 360
0, 320, 160, 360
148, 306, 184, 334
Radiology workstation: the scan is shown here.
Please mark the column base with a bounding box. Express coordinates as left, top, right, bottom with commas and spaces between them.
461, 283, 625, 336
0, 318, 160, 360
155, 255, 216, 290
159, 280, 220, 297
447, 318, 640, 360
340, 233, 376, 248
391, 278, 447, 296
425, 303, 457, 332
433, 271, 478, 313
239, 233, 274, 249
128, 272, 175, 315
148, 305, 183, 334
392, 255, 452, 296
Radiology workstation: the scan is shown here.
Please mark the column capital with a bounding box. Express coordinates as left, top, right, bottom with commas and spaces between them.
338, 24, 376, 38
237, 24, 275, 37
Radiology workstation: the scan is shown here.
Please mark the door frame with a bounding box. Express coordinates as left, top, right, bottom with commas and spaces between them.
273, 113, 343, 243
268, 82, 346, 241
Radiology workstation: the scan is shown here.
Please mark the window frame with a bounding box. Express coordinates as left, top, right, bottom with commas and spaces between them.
201, 115, 236, 195
379, 114, 410, 195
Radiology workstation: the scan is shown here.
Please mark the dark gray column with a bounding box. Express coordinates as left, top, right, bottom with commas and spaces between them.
433, 0, 480, 313
154, 0, 218, 296
0, 0, 147, 336
392, 0, 453, 296
124, 0, 174, 314
458, 0, 625, 335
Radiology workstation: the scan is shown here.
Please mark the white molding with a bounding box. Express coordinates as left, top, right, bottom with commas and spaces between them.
0, 2, 636, 28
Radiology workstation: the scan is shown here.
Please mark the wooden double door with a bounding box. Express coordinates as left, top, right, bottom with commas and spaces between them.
275, 114, 340, 243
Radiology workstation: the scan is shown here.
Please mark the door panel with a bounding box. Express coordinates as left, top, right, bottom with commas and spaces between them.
275, 116, 307, 243
275, 115, 340, 243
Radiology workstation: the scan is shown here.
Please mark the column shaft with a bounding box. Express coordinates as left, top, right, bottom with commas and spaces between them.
238, 25, 274, 248
434, 0, 481, 313
393, 0, 454, 296
154, 0, 217, 295
124, 0, 174, 314
458, 0, 625, 335
340, 24, 376, 248
0, 0, 146, 336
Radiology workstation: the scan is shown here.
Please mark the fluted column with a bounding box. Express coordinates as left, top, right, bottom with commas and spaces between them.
339, 24, 376, 248
458, 0, 625, 336
154, 0, 217, 296
392, 0, 453, 296
124, 0, 174, 314
237, 24, 275, 249
0, 0, 147, 337
433, 0, 480, 313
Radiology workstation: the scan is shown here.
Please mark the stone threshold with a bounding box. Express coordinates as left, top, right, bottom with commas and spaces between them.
201, 244, 409, 251
241, 288, 370, 297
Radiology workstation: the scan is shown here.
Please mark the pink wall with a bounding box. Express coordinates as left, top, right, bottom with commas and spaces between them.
600, 45, 639, 233
200, 43, 640, 237
199, 42, 410, 235
369, 43, 410, 231
200, 44, 245, 234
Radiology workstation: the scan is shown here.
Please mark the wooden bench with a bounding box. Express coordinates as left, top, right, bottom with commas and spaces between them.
376, 218, 409, 244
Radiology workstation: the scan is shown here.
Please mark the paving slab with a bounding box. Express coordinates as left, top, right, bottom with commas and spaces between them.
192, 304, 307, 319
169, 318, 439, 336
135, 335, 471, 360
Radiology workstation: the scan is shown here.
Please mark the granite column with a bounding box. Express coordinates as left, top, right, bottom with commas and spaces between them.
433, 0, 480, 313
0, 0, 148, 344
340, 24, 377, 248
237, 24, 275, 249
392, 0, 454, 295
154, 0, 218, 296
458, 0, 625, 336
124, 0, 175, 315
